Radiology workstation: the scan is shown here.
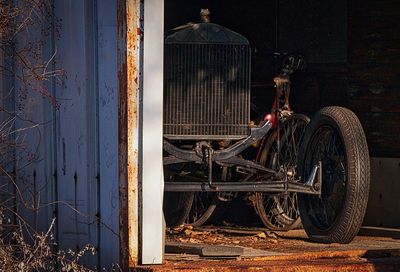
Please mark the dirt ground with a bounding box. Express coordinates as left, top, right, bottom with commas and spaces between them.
132, 225, 400, 271
166, 225, 400, 254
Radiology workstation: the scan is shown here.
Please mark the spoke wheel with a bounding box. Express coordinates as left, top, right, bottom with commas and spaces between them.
301, 126, 347, 229
186, 192, 219, 227
255, 114, 309, 231
298, 107, 370, 243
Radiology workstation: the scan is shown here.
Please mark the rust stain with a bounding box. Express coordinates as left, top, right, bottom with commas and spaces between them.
118, 0, 142, 269
126, 0, 141, 268
117, 0, 129, 270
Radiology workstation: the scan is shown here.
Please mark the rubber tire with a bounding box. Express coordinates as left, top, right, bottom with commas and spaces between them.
255, 114, 309, 231
163, 191, 194, 227
298, 107, 370, 244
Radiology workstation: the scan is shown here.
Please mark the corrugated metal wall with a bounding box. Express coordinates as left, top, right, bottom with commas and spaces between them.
7, 0, 120, 268
96, 0, 120, 267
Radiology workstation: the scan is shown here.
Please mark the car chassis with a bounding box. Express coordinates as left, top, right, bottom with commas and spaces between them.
163, 122, 322, 196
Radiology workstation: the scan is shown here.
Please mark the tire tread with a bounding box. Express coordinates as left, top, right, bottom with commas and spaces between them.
299, 106, 370, 244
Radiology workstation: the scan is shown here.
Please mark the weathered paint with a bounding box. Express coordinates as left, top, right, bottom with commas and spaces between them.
7, 0, 121, 269
14, 14, 49, 234
119, 0, 165, 266
53, 0, 99, 266
97, 0, 120, 267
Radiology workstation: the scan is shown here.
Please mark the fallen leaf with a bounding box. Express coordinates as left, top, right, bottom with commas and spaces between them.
257, 232, 267, 239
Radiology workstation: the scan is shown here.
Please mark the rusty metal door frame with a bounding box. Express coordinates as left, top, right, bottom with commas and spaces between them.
117, 0, 140, 268
118, 0, 164, 268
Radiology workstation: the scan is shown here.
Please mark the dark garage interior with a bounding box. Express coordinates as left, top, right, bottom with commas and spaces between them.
164, 0, 400, 234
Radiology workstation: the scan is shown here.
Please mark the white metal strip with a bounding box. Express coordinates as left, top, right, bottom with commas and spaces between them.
141, 0, 165, 265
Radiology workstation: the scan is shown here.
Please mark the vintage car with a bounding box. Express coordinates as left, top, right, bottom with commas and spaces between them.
163, 9, 369, 243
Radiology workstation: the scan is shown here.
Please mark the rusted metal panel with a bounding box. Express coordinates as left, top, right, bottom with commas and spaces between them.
119, 0, 165, 266
126, 0, 141, 267
117, 0, 141, 268
117, 0, 129, 268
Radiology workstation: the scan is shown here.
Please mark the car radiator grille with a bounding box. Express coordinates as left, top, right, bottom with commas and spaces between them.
164, 43, 251, 140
